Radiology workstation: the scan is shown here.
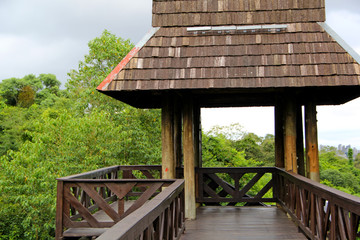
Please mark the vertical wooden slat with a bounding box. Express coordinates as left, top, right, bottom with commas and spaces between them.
284, 96, 298, 173
183, 97, 197, 220
305, 100, 320, 182
162, 95, 176, 179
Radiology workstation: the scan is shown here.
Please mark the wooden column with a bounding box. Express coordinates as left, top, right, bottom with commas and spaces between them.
193, 103, 202, 168
174, 98, 183, 172
284, 97, 297, 173
275, 102, 285, 168
183, 98, 196, 220
296, 105, 305, 176
161, 96, 175, 179
305, 101, 320, 182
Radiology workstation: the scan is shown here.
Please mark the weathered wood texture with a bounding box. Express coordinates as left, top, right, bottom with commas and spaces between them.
97, 179, 185, 240
274, 102, 285, 168
56, 165, 168, 239
197, 167, 276, 205
182, 99, 197, 220
56, 166, 360, 239
180, 207, 307, 240
162, 95, 176, 179
152, 0, 325, 27
277, 170, 360, 240
305, 101, 320, 182
284, 97, 298, 173
108, 22, 360, 92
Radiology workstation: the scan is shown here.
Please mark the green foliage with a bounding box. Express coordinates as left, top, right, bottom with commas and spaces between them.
347, 147, 354, 165
319, 147, 360, 196
0, 30, 160, 239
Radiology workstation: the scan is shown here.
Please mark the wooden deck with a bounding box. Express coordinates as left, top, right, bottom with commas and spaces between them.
180, 206, 307, 240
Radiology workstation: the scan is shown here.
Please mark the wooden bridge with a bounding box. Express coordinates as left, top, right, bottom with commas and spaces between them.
56, 165, 360, 240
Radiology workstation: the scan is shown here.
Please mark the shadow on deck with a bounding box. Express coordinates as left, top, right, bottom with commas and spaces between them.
180, 206, 306, 240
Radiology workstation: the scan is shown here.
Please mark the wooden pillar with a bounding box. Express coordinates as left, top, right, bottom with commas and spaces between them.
305, 101, 320, 182
161, 96, 175, 179
284, 97, 297, 173
296, 105, 305, 176
183, 98, 196, 220
193, 102, 202, 168
174, 98, 183, 171
275, 102, 285, 168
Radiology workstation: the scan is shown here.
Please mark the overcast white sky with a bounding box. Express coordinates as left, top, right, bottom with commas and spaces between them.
0, 0, 359, 148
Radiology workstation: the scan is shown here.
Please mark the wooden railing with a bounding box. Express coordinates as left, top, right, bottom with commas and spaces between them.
277, 170, 360, 240
56, 165, 165, 239
56, 165, 360, 240
97, 179, 185, 240
197, 167, 277, 205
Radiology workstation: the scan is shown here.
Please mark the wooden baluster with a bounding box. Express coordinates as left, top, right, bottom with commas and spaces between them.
315, 196, 325, 239
310, 193, 316, 235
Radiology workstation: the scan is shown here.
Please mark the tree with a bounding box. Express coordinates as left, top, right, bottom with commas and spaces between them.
347, 147, 354, 165
66, 29, 134, 112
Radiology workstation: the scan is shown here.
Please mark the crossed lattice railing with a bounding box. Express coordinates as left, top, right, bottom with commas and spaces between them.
56, 166, 360, 240
55, 165, 171, 239
197, 167, 277, 205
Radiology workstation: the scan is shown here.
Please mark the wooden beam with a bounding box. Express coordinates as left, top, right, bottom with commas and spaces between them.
162, 96, 175, 179
275, 102, 285, 168
284, 97, 297, 173
296, 105, 305, 176
183, 98, 196, 220
305, 101, 320, 182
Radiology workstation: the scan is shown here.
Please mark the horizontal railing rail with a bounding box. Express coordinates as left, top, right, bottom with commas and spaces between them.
197, 167, 277, 205
276, 168, 360, 240
97, 179, 185, 240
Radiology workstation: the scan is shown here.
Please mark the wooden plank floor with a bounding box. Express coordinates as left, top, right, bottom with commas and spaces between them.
180, 206, 307, 240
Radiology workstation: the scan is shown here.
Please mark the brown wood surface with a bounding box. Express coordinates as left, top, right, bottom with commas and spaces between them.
180, 207, 307, 240
183, 98, 196, 220
162, 95, 175, 179
274, 102, 285, 168
284, 97, 298, 173
305, 101, 320, 182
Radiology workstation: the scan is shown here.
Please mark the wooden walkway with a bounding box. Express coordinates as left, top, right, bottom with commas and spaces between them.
180, 206, 307, 240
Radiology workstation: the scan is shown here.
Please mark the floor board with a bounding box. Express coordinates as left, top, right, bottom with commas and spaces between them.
180, 206, 307, 240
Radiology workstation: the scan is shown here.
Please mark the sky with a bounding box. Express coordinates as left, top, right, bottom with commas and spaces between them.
0, 0, 359, 149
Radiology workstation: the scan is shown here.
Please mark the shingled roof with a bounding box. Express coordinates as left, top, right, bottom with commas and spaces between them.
97, 0, 360, 108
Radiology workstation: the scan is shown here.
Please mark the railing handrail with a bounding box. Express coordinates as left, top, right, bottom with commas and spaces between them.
58, 165, 120, 180
97, 179, 185, 240
276, 168, 360, 215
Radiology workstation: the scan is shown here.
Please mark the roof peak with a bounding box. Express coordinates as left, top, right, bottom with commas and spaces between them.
152, 0, 325, 27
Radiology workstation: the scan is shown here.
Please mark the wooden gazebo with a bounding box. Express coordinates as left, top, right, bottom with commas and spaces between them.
97, 0, 360, 220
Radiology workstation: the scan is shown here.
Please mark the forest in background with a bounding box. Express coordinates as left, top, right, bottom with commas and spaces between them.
0, 30, 360, 239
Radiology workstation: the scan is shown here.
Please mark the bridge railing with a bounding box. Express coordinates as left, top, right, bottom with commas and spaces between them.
55, 165, 164, 239
277, 169, 360, 240
97, 179, 185, 240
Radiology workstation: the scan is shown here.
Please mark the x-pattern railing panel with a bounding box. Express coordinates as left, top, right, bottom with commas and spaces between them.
197, 167, 276, 204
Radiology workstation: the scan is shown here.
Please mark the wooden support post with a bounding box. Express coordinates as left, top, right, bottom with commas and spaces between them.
183, 98, 196, 220
162, 96, 175, 179
174, 98, 183, 171
275, 102, 285, 168
305, 101, 320, 182
296, 105, 305, 176
193, 103, 202, 168
284, 97, 297, 173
